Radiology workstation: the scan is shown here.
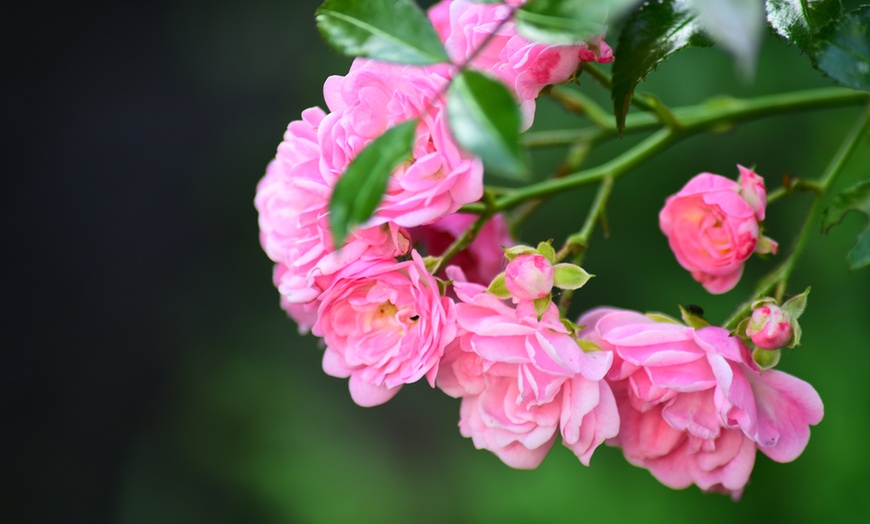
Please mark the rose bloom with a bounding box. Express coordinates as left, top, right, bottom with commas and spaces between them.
659, 166, 777, 294
409, 212, 513, 286
437, 268, 618, 469
429, 0, 613, 127
321, 58, 483, 227
747, 303, 794, 349
255, 108, 410, 331
577, 307, 824, 499
504, 253, 554, 300
312, 251, 456, 407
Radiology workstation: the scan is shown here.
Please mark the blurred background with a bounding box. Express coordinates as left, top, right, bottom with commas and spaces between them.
5, 0, 869, 522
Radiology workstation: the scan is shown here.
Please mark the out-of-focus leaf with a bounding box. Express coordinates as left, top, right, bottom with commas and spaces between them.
765, 0, 843, 54
811, 6, 870, 91
689, 0, 766, 77
822, 178, 870, 269
447, 70, 528, 180
516, 0, 640, 44
329, 120, 417, 247
315, 0, 448, 64
611, 0, 712, 132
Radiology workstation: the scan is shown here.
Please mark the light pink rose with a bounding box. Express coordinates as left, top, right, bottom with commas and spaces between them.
313, 251, 456, 407
255, 108, 411, 330
431, 0, 613, 127
504, 253, 554, 300
659, 166, 778, 294
747, 304, 793, 349
321, 58, 484, 227
436, 268, 617, 468
409, 212, 513, 285
577, 307, 824, 498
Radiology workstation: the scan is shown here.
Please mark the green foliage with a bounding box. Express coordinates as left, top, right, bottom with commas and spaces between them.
516, 0, 638, 44
822, 178, 870, 269
766, 0, 843, 54
553, 263, 592, 290
447, 70, 528, 180
679, 304, 712, 329
811, 6, 870, 91
611, 0, 712, 132
328, 120, 418, 247
486, 273, 512, 298
315, 0, 448, 64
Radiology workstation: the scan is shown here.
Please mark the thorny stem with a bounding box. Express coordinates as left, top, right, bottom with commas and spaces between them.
722, 106, 870, 330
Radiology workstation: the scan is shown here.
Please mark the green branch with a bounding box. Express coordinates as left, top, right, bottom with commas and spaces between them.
461, 87, 868, 216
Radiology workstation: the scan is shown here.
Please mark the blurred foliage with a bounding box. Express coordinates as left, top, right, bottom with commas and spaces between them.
117, 0, 870, 522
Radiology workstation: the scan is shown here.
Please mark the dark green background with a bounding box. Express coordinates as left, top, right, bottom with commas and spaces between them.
7, 1, 869, 522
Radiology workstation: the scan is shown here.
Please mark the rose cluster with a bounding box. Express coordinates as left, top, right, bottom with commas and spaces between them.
255, 0, 821, 499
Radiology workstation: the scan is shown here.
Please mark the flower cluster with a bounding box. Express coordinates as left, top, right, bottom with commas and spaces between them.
255, 0, 610, 401
255, 0, 822, 500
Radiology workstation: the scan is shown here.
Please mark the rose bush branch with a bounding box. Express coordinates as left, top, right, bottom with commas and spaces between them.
462, 87, 868, 217
723, 106, 870, 330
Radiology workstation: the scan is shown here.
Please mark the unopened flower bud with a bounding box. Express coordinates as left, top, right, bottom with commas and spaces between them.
746, 304, 793, 349
504, 254, 554, 301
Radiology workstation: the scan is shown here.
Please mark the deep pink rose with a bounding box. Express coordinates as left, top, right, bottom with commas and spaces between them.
436, 269, 618, 468
409, 212, 513, 285
659, 166, 778, 294
577, 307, 823, 498
313, 251, 456, 407
321, 59, 483, 227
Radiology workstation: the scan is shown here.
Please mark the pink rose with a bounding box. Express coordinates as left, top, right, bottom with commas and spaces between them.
577, 307, 824, 498
431, 0, 613, 127
409, 212, 513, 285
659, 166, 778, 294
504, 253, 554, 300
313, 251, 456, 407
436, 268, 617, 468
321, 58, 483, 227
255, 108, 411, 330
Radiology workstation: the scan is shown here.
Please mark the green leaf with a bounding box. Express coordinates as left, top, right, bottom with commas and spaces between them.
679, 304, 711, 329
690, 0, 766, 77
504, 245, 537, 260
781, 286, 811, 319
576, 339, 603, 353
822, 178, 870, 269
533, 295, 552, 320
645, 312, 682, 324
752, 347, 782, 369
447, 70, 528, 180
315, 0, 449, 64
486, 272, 512, 299
611, 0, 712, 132
536, 241, 557, 263
329, 120, 417, 247
517, 0, 631, 44
811, 6, 870, 91
553, 263, 592, 290
765, 0, 843, 54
